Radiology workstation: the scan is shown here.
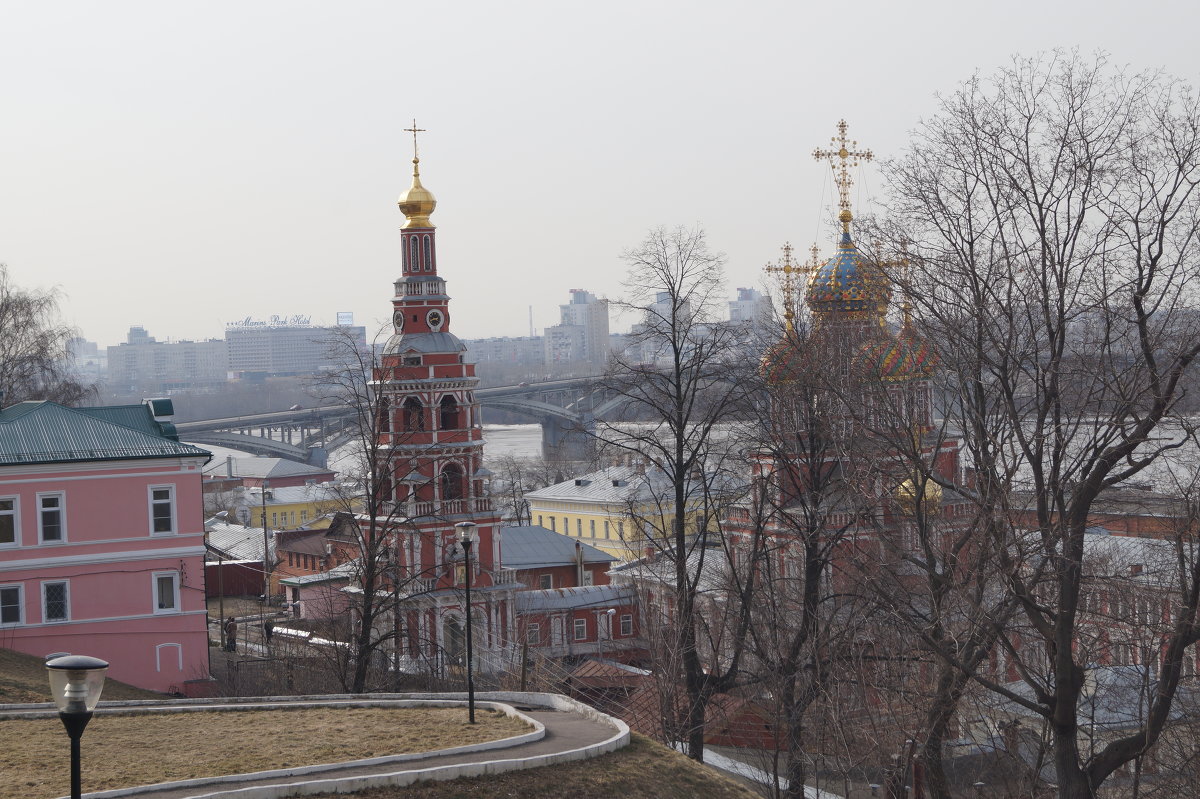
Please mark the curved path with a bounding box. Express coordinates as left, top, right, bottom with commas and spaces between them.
1, 692, 628, 799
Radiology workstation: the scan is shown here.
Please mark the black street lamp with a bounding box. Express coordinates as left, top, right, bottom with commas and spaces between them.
456, 520, 477, 724
45, 655, 109, 799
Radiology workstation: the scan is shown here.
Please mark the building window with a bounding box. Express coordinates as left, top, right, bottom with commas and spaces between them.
149, 485, 175, 534
538, 515, 543, 526
300, 510, 308, 523
154, 572, 180, 613
617, 522, 624, 539
577, 519, 582, 536
378, 396, 391, 433
403, 397, 425, 431
620, 614, 633, 636
583, 570, 594, 586
38, 493, 65, 543
549, 517, 556, 532
42, 581, 68, 622
423, 234, 433, 271
539, 574, 553, 590
0, 498, 16, 547
573, 618, 588, 641
271, 512, 278, 527
439, 395, 459, 430
528, 623, 540, 645
0, 585, 23, 625
440, 463, 464, 500
589, 520, 595, 537
604, 520, 610, 539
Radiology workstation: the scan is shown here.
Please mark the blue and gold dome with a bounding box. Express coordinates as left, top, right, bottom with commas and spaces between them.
806, 216, 890, 321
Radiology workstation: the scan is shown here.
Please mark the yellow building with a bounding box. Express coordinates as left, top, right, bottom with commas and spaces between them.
524, 466, 714, 561
223, 483, 348, 530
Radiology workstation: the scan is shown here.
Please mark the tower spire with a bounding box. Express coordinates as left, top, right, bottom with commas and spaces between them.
398, 120, 436, 229
813, 119, 874, 236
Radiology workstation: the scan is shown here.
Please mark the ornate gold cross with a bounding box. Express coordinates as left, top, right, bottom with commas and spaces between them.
765, 242, 821, 331
404, 119, 427, 161
813, 120, 873, 232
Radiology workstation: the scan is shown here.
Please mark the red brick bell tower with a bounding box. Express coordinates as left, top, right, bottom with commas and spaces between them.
372, 124, 517, 673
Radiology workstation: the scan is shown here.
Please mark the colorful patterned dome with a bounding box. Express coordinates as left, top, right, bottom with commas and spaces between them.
760, 336, 808, 385
856, 329, 936, 382
806, 230, 890, 320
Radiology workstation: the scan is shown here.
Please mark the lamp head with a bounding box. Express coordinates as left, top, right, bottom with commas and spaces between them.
46, 655, 108, 714
455, 521, 477, 545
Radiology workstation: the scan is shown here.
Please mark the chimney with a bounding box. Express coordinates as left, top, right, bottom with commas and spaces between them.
226, 456, 234, 478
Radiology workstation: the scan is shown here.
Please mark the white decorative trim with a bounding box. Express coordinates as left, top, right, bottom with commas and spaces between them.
155, 642, 184, 672
0, 543, 205, 572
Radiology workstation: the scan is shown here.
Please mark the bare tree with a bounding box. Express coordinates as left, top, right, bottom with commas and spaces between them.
0, 265, 93, 405
599, 224, 758, 761
883, 52, 1200, 797
308, 326, 439, 693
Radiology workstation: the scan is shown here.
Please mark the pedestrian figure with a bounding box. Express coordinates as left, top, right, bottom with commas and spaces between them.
224, 618, 238, 652
263, 621, 274, 643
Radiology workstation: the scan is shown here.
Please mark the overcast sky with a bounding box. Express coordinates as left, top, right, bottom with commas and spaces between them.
3, 1, 1198, 348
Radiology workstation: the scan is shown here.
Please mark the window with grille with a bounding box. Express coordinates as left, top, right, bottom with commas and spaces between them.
43, 581, 68, 622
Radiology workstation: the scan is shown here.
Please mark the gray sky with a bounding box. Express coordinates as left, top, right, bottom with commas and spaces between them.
3, 1, 1198, 347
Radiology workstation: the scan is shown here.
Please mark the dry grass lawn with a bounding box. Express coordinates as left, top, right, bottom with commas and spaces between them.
0, 706, 527, 799
319, 733, 761, 799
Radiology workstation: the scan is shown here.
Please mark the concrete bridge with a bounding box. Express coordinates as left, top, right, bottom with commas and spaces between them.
174, 376, 629, 463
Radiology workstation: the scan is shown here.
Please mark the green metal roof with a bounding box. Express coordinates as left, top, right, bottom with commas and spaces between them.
0, 401, 211, 466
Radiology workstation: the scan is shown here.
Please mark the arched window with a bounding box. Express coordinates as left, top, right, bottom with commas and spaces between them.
377, 396, 391, 433
409, 237, 420, 272
440, 463, 464, 500
403, 397, 425, 432
423, 235, 434, 272
439, 395, 459, 430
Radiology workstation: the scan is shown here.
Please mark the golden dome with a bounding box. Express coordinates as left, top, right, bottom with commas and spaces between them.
398, 158, 436, 229
894, 477, 942, 515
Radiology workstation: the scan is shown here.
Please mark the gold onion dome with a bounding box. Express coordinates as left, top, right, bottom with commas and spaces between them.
397, 158, 437, 228
806, 223, 890, 320
894, 477, 943, 514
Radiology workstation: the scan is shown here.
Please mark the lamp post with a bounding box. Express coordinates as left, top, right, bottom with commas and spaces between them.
455, 521, 477, 724
45, 655, 108, 799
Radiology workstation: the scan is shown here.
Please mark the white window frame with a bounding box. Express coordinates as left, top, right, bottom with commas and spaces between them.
37, 492, 66, 544
0, 496, 18, 548
620, 613, 633, 636
0, 584, 24, 626
153, 571, 180, 614
148, 484, 177, 535
573, 617, 588, 641
528, 623, 540, 645
41, 580, 69, 623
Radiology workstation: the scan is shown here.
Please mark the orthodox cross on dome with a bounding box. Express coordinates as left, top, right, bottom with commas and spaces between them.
404, 119, 427, 165
813, 120, 873, 234
766, 242, 820, 332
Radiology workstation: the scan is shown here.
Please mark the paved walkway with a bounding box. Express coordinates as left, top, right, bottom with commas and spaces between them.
0, 694, 627, 799
117, 705, 611, 799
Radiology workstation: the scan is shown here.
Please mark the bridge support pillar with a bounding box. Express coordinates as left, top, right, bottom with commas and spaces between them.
542, 415, 594, 463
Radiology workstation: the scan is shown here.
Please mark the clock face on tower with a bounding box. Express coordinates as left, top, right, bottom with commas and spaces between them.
426, 309, 444, 330
393, 309, 405, 332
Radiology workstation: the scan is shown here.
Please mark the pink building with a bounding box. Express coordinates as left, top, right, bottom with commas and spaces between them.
0, 398, 213, 694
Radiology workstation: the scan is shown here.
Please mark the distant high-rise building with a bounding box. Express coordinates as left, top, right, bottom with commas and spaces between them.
224, 317, 366, 377
543, 289, 609, 366
106, 327, 228, 393
464, 336, 546, 365
728, 287, 771, 323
